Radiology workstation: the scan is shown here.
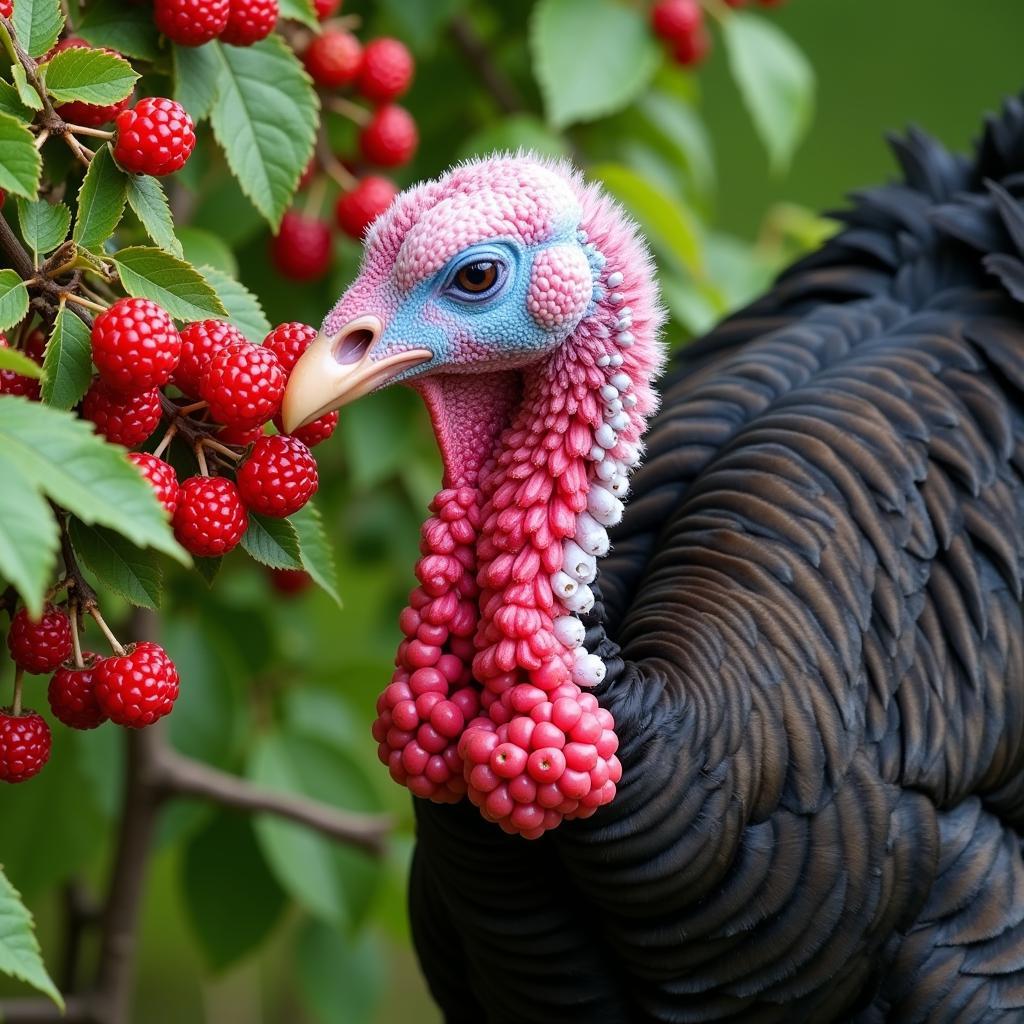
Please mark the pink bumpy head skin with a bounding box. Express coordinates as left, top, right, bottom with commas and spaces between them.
527, 245, 593, 330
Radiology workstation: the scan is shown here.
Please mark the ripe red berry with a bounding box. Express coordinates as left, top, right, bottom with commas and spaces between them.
273, 409, 337, 447
220, 0, 278, 46
127, 452, 180, 517
0, 710, 51, 783
271, 211, 332, 282
303, 30, 361, 88
312, 0, 339, 19
0, 0, 11, 17
91, 297, 181, 395
52, 39, 133, 126
262, 321, 318, 376
173, 475, 248, 556
335, 175, 397, 239
200, 341, 285, 429
8, 604, 73, 675
357, 37, 414, 103
268, 567, 312, 595
93, 642, 180, 728
174, 319, 247, 397
236, 434, 318, 517
217, 422, 265, 446
22, 328, 46, 362
0, 334, 41, 400
672, 25, 710, 66
114, 97, 196, 176
49, 653, 107, 730
650, 0, 701, 40
359, 105, 418, 167
153, 0, 230, 46
81, 380, 162, 447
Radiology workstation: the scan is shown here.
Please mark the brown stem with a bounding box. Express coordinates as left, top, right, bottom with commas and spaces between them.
87, 607, 126, 656
326, 94, 370, 126
0, 995, 98, 1023
69, 600, 84, 669
449, 15, 523, 114
60, 518, 99, 610
59, 881, 101, 994
11, 666, 24, 716
315, 128, 357, 192
0, 212, 37, 280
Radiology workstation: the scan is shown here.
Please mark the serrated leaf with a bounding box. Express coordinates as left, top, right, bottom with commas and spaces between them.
242, 513, 303, 570
68, 519, 164, 609
11, 0, 64, 58
179, 229, 235, 276
10, 64, 43, 111
0, 110, 42, 200
209, 37, 318, 229
0, 269, 30, 332
73, 144, 128, 250
0, 395, 189, 564
199, 264, 270, 343
722, 12, 815, 174
0, 79, 32, 118
0, 865, 63, 1007
43, 46, 138, 106
113, 246, 227, 322
125, 174, 182, 258
173, 42, 222, 123
77, 0, 160, 61
278, 0, 319, 30
40, 304, 92, 409
0, 345, 42, 379
17, 197, 70, 258
530, 0, 659, 130
194, 555, 222, 584
289, 502, 341, 606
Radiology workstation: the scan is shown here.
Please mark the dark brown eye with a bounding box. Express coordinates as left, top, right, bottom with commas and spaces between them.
454, 261, 498, 294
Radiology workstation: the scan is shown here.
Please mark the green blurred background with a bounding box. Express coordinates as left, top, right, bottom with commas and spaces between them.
3, 1, 1024, 1021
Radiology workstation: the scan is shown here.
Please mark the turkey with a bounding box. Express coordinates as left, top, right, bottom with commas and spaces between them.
281, 97, 1024, 1022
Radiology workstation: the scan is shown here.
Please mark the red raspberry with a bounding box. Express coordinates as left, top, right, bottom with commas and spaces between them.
81, 380, 162, 447
357, 38, 414, 103
0, 1, 10, 17
236, 434, 318, 517
262, 321, 317, 375
273, 409, 337, 448
672, 26, 710, 66
173, 476, 248, 556
220, 0, 278, 46
359, 105, 418, 167
48, 653, 107, 730
0, 334, 41, 399
22, 328, 47, 362
270, 211, 332, 282
174, 319, 247, 397
51, 39, 133, 126
127, 452, 180, 517
217, 422, 265, 446
303, 30, 361, 88
0, 189, 5, 208
268, 567, 312, 595
91, 297, 182, 395
200, 341, 285, 429
650, 0, 701, 40
8, 604, 73, 674
114, 97, 196, 176
0, 710, 51, 783
335, 175, 397, 239
153, 0, 229, 46
313, 0, 339, 18
93, 642, 180, 728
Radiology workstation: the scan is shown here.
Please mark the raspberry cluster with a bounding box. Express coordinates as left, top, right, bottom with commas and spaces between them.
153, 0, 278, 49
650, 0, 785, 67
50, 39, 134, 127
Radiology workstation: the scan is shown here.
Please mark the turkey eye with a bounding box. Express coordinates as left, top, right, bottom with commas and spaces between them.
454, 261, 498, 295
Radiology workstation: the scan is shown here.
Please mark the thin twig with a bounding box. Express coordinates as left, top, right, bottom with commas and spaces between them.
201, 437, 243, 461
315, 128, 358, 192
11, 666, 24, 716
69, 600, 84, 669
325, 95, 370, 126
63, 124, 113, 140
152, 422, 177, 460
87, 607, 126, 656
63, 293, 106, 314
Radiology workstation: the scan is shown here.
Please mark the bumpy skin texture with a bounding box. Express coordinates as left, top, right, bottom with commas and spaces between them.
91, 297, 181, 394
201, 342, 285, 428
175, 319, 247, 397
153, 0, 229, 46
127, 452, 180, 517
7, 604, 73, 674
308, 114, 1024, 1021
220, 0, 278, 46
0, 711, 51, 783
49, 654, 107, 730
114, 98, 196, 176
94, 642, 179, 728
236, 434, 318, 517
81, 381, 162, 446
173, 476, 248, 556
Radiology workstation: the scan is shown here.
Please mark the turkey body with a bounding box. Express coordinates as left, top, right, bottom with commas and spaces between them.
409, 101, 1024, 1023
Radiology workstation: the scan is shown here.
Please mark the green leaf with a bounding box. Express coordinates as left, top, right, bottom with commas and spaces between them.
0, 865, 63, 1007
0, 396, 189, 564
42, 46, 138, 105
194, 555, 222, 585
125, 174, 183, 258
10, 64, 43, 111
173, 42, 222, 123
530, 0, 659, 129
0, 269, 30, 332
179, 228, 235, 276
247, 731, 382, 929
112, 246, 227, 322
16, 197, 70, 257
68, 519, 164, 609
295, 922, 384, 1024
77, 0, 161, 62
209, 37, 318, 229
182, 812, 287, 972
278, 0, 319, 30
74, 145, 128, 250
0, 346, 42, 379
40, 304, 92, 409
241, 513, 303, 570
376, 0, 464, 50
0, 79, 32, 118
636, 91, 715, 206
0, 110, 42, 200
289, 502, 341, 606
722, 12, 815, 174
11, 0, 64, 58
199, 265, 270, 343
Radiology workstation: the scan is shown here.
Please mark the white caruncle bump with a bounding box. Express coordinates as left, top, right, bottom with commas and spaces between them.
610, 372, 631, 391
588, 486, 624, 527
553, 615, 586, 648
551, 570, 578, 599
622, 394, 638, 409
595, 423, 617, 450
606, 271, 624, 287
596, 354, 611, 368
609, 292, 623, 304
577, 512, 610, 556
620, 442, 642, 467
572, 651, 606, 688
609, 353, 624, 368
589, 444, 605, 462
595, 458, 617, 482
563, 539, 598, 583
609, 411, 630, 432
600, 383, 619, 402
609, 471, 629, 497
562, 583, 595, 614
604, 400, 623, 418
617, 331, 635, 348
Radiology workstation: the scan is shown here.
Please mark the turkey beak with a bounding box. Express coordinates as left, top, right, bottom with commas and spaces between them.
281, 316, 432, 432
